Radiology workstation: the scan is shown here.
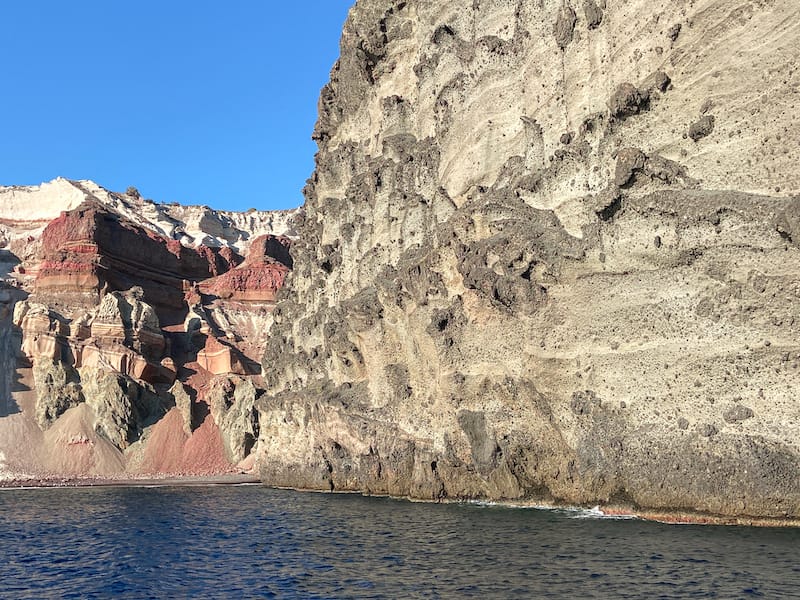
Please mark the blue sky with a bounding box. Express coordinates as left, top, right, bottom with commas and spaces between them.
0, 1, 353, 211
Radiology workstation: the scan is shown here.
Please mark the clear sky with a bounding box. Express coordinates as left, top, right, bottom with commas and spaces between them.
0, 1, 353, 211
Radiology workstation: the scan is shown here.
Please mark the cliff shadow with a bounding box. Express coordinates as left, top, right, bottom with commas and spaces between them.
192, 396, 210, 432
0, 250, 20, 280
240, 355, 263, 377
0, 288, 31, 417
170, 362, 209, 431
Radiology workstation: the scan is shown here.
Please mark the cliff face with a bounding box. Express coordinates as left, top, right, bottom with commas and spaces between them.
36, 199, 240, 312
0, 179, 297, 480
256, 0, 800, 518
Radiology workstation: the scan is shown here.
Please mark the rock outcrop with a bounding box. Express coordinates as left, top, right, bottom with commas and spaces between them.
2, 0, 799, 521
255, 0, 800, 519
36, 199, 240, 312
199, 235, 292, 303
0, 180, 295, 479
208, 375, 261, 464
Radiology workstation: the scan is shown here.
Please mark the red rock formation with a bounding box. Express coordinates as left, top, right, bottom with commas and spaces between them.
196, 336, 256, 376
1, 190, 292, 481
36, 200, 243, 313
198, 235, 291, 302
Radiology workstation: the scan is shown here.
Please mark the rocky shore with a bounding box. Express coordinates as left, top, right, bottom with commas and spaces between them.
253, 0, 800, 520
0, 474, 260, 489
2, 0, 799, 523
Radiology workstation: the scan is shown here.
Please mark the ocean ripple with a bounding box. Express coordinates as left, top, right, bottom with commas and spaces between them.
0, 486, 798, 598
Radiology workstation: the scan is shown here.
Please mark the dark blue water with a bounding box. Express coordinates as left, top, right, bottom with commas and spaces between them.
0, 486, 798, 599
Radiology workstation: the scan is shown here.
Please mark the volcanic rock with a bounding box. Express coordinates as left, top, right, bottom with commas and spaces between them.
689, 115, 716, 142
196, 336, 255, 377
32, 360, 84, 429
81, 367, 165, 450
207, 375, 261, 464
198, 235, 292, 303
0, 180, 295, 479
255, 0, 800, 519
35, 199, 240, 312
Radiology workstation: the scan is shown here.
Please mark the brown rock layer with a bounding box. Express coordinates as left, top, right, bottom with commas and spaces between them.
36, 200, 242, 313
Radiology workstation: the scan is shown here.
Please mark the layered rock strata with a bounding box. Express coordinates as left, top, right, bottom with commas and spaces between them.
0, 181, 296, 479
256, 0, 800, 519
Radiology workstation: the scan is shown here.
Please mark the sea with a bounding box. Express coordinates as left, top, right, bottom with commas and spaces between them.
0, 485, 797, 599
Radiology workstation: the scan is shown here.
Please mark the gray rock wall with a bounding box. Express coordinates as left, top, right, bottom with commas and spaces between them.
258, 0, 800, 518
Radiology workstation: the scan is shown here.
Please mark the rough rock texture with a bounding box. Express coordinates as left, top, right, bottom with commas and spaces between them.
257, 0, 800, 519
32, 359, 84, 428
199, 235, 292, 303
170, 381, 194, 435
36, 199, 241, 312
0, 178, 299, 250
208, 375, 262, 464
0, 181, 295, 479
80, 367, 164, 450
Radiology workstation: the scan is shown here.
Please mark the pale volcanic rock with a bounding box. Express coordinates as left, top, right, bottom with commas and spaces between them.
80, 366, 166, 450
14, 292, 176, 388
32, 360, 84, 429
207, 375, 261, 464
0, 177, 299, 252
91, 289, 166, 361
196, 336, 254, 377
13, 301, 69, 363
256, 0, 800, 519
170, 381, 195, 435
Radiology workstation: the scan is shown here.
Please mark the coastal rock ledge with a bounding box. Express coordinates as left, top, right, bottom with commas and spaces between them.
255, 0, 800, 519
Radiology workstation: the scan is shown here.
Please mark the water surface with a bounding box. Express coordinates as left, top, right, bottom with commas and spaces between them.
0, 485, 797, 598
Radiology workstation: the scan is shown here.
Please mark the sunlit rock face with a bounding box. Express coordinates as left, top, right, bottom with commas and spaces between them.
257, 0, 800, 518
0, 180, 298, 480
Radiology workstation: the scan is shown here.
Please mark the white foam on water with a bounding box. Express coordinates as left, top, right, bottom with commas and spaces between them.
567, 505, 638, 520
467, 499, 640, 520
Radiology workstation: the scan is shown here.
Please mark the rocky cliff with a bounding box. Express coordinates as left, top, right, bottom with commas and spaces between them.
0, 179, 297, 480
255, 0, 800, 519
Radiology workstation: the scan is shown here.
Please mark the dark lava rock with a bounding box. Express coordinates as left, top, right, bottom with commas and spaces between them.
689, 115, 716, 141
699, 423, 719, 438
554, 5, 577, 49
723, 404, 755, 424
584, 0, 603, 29
608, 83, 649, 119
614, 148, 647, 186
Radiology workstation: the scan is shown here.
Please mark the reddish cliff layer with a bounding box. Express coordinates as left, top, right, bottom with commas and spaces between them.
199, 235, 292, 302
0, 190, 294, 482
36, 200, 243, 314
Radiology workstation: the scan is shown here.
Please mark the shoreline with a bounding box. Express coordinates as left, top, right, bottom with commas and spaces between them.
268, 484, 800, 529
466, 499, 800, 528
2, 476, 798, 528
596, 505, 800, 528
0, 473, 261, 490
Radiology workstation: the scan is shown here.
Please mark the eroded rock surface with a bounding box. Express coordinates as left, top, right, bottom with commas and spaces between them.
0, 181, 295, 479
256, 0, 800, 519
